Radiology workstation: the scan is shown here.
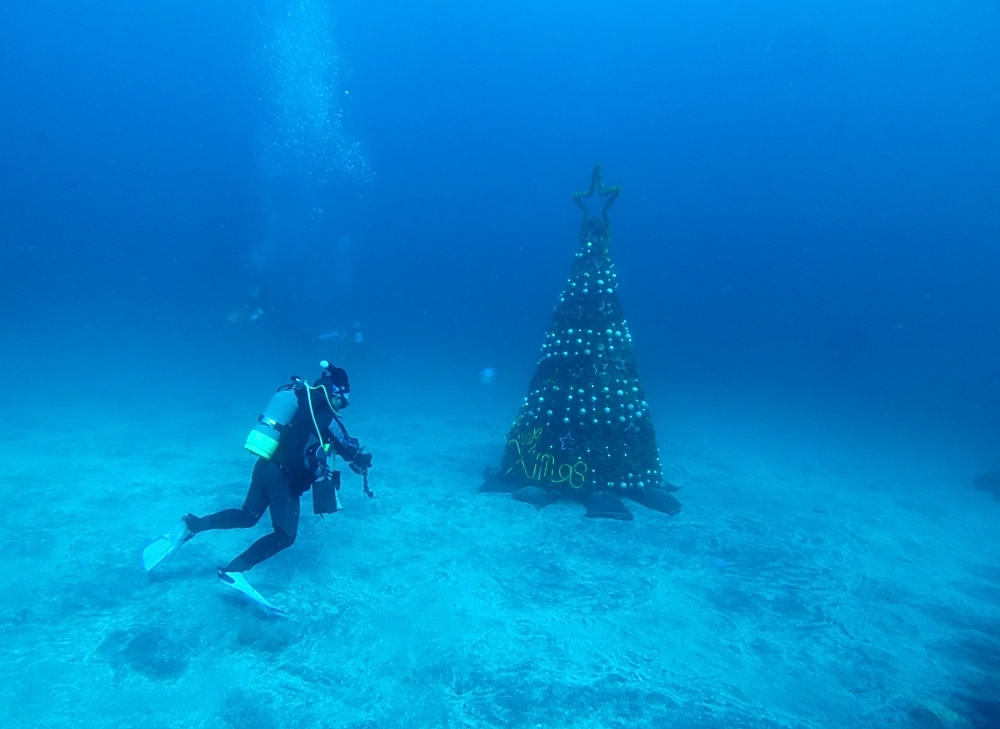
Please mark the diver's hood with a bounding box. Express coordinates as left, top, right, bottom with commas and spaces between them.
315, 361, 350, 400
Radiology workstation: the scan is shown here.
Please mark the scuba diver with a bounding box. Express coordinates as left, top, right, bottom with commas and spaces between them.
142, 361, 373, 612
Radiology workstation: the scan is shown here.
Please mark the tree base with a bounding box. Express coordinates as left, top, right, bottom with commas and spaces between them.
480, 467, 682, 518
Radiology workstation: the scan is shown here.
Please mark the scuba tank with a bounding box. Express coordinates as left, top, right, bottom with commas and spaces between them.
244, 383, 301, 459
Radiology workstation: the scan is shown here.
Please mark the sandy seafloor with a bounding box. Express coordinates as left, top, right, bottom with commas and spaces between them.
1, 344, 999, 729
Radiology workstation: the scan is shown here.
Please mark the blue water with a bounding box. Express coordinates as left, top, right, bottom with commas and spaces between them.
1, 2, 999, 727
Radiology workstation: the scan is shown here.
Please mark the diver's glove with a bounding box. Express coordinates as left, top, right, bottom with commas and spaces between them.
349, 450, 373, 474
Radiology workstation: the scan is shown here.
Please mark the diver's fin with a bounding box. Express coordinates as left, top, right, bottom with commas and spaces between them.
142, 519, 192, 571
218, 571, 287, 614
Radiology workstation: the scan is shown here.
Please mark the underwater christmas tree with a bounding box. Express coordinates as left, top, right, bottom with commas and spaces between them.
483, 165, 681, 519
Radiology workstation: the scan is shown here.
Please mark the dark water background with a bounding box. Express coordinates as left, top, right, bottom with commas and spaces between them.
2, 0, 999, 455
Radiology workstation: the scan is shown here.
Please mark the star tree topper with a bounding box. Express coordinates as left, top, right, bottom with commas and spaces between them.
573, 164, 621, 234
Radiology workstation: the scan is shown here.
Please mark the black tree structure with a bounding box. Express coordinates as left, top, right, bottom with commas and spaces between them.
483, 165, 682, 519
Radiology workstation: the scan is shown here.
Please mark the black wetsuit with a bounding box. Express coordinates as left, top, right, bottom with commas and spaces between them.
186, 385, 360, 573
